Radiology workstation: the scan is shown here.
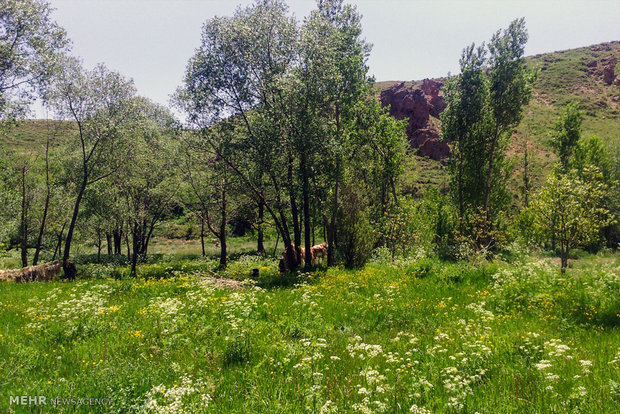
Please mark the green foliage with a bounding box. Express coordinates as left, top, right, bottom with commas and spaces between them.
550, 103, 582, 171
572, 135, 612, 181
374, 201, 419, 260
335, 183, 377, 269
0, 0, 69, 120
176, 0, 407, 271
441, 18, 534, 251
529, 167, 615, 271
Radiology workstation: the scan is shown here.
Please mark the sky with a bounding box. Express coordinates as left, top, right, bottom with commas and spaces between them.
40, 0, 620, 117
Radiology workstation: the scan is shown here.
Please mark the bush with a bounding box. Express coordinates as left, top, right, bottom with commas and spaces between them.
336, 185, 378, 269
404, 257, 437, 279
223, 335, 251, 366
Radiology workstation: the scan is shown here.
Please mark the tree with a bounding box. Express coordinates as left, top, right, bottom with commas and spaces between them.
300, 0, 374, 267
15, 154, 35, 267
550, 103, 582, 171
176, 0, 303, 270
571, 135, 618, 248
483, 18, 533, 220
177, 126, 240, 269
0, 146, 18, 248
1, 0, 69, 120
177, 0, 403, 271
115, 98, 179, 275
530, 167, 614, 273
46, 57, 135, 278
441, 18, 534, 248
441, 43, 488, 220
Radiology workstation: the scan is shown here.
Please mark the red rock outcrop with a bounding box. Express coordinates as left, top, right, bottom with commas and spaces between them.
379, 79, 450, 161
602, 55, 617, 85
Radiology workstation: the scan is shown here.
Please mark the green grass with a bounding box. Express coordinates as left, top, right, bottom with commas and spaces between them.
0, 120, 74, 154
0, 251, 618, 412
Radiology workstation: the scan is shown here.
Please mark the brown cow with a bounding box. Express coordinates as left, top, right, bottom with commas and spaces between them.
279, 242, 328, 272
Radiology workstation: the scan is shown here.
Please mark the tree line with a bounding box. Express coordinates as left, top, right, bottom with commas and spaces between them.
0, 0, 617, 276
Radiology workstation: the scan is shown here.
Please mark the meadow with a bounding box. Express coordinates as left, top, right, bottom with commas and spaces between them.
1, 246, 619, 413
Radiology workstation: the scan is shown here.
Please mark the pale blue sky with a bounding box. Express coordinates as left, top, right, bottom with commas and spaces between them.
46, 0, 619, 113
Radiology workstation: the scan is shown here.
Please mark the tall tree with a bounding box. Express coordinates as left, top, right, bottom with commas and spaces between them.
46, 57, 135, 278
114, 97, 179, 275
177, 127, 238, 269
0, 0, 69, 120
175, 0, 303, 270
441, 44, 488, 221
295, 0, 373, 267
442, 18, 534, 247
482, 18, 532, 220
177, 0, 402, 271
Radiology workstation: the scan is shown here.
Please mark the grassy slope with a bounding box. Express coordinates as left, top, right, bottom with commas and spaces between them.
0, 120, 74, 154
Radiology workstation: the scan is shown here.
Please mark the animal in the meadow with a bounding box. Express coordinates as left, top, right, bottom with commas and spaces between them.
278, 242, 328, 272
309, 242, 327, 262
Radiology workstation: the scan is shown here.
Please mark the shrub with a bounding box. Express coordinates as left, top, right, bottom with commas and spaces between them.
336, 185, 378, 269
223, 335, 251, 366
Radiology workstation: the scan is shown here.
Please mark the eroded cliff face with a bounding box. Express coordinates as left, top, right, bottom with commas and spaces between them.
379, 79, 450, 161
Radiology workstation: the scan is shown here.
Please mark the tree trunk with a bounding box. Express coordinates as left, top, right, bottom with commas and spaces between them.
125, 232, 131, 262
200, 218, 206, 257
96, 232, 102, 264
288, 154, 302, 265
19, 166, 28, 268
218, 178, 227, 269
33, 140, 51, 266
106, 233, 112, 256
327, 162, 340, 267
142, 218, 157, 257
560, 250, 568, 274
52, 222, 66, 261
113, 229, 122, 255
551, 217, 556, 251
257, 199, 265, 254
62, 177, 87, 279
301, 153, 312, 269
130, 221, 145, 277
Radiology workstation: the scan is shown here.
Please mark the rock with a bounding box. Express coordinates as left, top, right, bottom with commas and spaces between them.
591, 44, 612, 52
602, 55, 617, 85
586, 60, 598, 68
0, 261, 61, 283
379, 80, 450, 161
419, 137, 451, 160
420, 79, 446, 117
614, 77, 620, 87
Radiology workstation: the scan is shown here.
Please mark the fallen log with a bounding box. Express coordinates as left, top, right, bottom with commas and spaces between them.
0, 260, 62, 283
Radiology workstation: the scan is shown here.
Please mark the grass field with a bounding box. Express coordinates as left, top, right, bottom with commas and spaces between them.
1, 249, 618, 412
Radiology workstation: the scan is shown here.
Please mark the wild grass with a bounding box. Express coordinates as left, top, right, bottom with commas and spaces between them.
0, 250, 618, 412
